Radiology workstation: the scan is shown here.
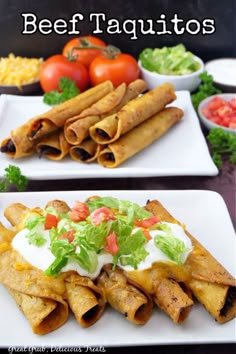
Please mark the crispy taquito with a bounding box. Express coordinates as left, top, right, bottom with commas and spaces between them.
126, 263, 193, 324
69, 138, 103, 163
64, 79, 147, 145
97, 264, 153, 325
89, 82, 176, 144
36, 130, 70, 160
65, 272, 105, 327
145, 199, 236, 324
97, 107, 183, 168
0, 246, 68, 335
2, 200, 106, 331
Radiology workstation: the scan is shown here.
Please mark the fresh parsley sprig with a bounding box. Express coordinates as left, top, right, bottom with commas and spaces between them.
0, 165, 28, 192
191, 71, 222, 110
207, 128, 236, 168
43, 77, 80, 105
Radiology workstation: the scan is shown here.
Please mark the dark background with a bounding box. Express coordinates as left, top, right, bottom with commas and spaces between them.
0, 0, 235, 62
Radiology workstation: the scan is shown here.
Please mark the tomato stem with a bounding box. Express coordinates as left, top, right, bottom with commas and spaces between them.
67, 38, 121, 60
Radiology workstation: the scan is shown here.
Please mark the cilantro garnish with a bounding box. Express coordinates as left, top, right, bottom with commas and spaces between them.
43, 77, 80, 105
0, 165, 28, 192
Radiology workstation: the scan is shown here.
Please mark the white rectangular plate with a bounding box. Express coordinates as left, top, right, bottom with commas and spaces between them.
0, 91, 218, 179
0, 190, 235, 347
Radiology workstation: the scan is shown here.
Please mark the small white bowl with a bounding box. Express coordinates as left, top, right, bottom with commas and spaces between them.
138, 56, 204, 92
198, 93, 236, 134
205, 58, 236, 93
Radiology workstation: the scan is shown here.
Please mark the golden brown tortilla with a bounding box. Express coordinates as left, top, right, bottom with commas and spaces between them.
145, 199, 236, 324
97, 264, 153, 325
90, 82, 176, 144
0, 81, 114, 159
64, 80, 147, 146
36, 130, 70, 160
97, 107, 183, 168
0, 248, 68, 335
65, 272, 106, 327
69, 138, 103, 163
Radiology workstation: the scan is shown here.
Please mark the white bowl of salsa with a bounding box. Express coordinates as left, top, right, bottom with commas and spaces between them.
198, 93, 236, 133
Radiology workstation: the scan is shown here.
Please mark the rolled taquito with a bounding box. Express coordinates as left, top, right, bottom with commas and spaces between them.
64, 79, 147, 145
69, 138, 103, 163
97, 264, 153, 325
145, 199, 236, 324
65, 272, 106, 328
36, 130, 70, 160
126, 264, 193, 324
90, 82, 176, 144
97, 106, 183, 168
0, 247, 68, 335
0, 122, 37, 158
26, 80, 114, 141
0, 81, 114, 159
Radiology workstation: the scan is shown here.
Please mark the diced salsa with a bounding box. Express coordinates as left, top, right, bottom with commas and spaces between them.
202, 96, 236, 129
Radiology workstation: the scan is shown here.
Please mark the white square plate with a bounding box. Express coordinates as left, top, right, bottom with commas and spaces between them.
0, 92, 218, 179
0, 190, 235, 347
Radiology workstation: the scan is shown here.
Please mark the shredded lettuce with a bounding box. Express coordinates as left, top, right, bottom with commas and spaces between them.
87, 196, 152, 224
111, 219, 148, 269
25, 215, 47, 246
154, 223, 190, 264
139, 44, 201, 76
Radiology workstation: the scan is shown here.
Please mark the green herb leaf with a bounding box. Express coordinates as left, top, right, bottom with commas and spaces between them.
43, 77, 80, 105
191, 71, 222, 110
207, 127, 236, 167
0, 165, 28, 192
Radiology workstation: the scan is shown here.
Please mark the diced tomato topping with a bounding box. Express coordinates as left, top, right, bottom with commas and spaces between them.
202, 96, 236, 129
207, 96, 225, 111
229, 98, 236, 110
90, 207, 116, 226
104, 231, 119, 255
229, 121, 236, 129
69, 201, 89, 222
58, 230, 75, 243
143, 229, 152, 240
44, 213, 60, 230
134, 215, 160, 228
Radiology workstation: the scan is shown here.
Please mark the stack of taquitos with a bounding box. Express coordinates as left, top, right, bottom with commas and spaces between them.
91, 82, 183, 168
68, 79, 148, 163
0, 81, 114, 158
0, 200, 106, 333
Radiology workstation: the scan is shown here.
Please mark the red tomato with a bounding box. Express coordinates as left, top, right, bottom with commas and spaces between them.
44, 213, 60, 230
90, 207, 116, 226
62, 36, 106, 68
69, 201, 89, 222
39, 54, 89, 93
89, 53, 140, 87
104, 231, 119, 255
134, 216, 160, 228
202, 96, 236, 129
58, 230, 75, 243
143, 229, 152, 240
